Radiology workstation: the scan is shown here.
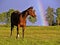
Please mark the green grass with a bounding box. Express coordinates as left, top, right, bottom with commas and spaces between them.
0, 26, 60, 45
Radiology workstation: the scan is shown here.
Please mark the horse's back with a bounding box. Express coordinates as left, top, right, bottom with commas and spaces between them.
11, 11, 20, 26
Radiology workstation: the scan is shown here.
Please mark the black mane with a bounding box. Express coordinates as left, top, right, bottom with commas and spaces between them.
21, 7, 33, 17
21, 10, 27, 17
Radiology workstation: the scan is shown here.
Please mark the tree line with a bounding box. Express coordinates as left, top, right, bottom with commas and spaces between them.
46, 6, 60, 26
0, 9, 15, 25
0, 7, 60, 26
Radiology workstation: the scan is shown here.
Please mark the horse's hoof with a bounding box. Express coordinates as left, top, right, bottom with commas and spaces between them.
16, 34, 19, 39
18, 34, 20, 37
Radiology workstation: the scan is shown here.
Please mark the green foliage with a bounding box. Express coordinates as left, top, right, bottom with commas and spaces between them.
56, 8, 60, 25
0, 14, 2, 22
6, 9, 15, 24
28, 16, 37, 23
46, 6, 54, 26
0, 12, 7, 22
0, 9, 15, 26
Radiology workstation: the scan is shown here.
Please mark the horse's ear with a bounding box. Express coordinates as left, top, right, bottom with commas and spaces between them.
34, 10, 36, 12
30, 7, 33, 9
28, 7, 33, 10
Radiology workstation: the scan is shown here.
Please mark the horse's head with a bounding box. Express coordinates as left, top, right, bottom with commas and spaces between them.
27, 7, 36, 18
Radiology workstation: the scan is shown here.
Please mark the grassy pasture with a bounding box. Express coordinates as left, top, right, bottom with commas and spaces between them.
0, 26, 60, 45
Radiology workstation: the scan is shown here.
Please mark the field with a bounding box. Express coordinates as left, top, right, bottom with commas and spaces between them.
0, 26, 60, 45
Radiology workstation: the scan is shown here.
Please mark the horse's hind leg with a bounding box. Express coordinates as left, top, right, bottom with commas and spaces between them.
10, 24, 14, 37
16, 25, 20, 38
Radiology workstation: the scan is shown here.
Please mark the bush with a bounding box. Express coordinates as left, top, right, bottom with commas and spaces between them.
28, 16, 37, 23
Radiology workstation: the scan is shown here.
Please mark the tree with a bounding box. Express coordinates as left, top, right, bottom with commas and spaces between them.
0, 14, 2, 22
56, 8, 60, 25
0, 9, 15, 26
46, 6, 54, 26
28, 16, 37, 23
6, 9, 15, 25
0, 12, 7, 22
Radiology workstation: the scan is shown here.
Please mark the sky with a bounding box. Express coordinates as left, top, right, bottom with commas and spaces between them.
0, 0, 60, 26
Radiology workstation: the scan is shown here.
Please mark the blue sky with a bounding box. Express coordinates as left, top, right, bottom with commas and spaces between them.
0, 0, 60, 26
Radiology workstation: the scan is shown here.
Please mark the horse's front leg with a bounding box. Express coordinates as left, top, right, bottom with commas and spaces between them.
10, 25, 14, 37
22, 27, 25, 39
16, 25, 20, 38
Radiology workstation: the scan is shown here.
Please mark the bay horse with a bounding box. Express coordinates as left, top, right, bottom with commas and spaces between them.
10, 7, 36, 38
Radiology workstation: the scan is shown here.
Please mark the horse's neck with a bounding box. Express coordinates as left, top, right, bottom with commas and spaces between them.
21, 11, 28, 19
